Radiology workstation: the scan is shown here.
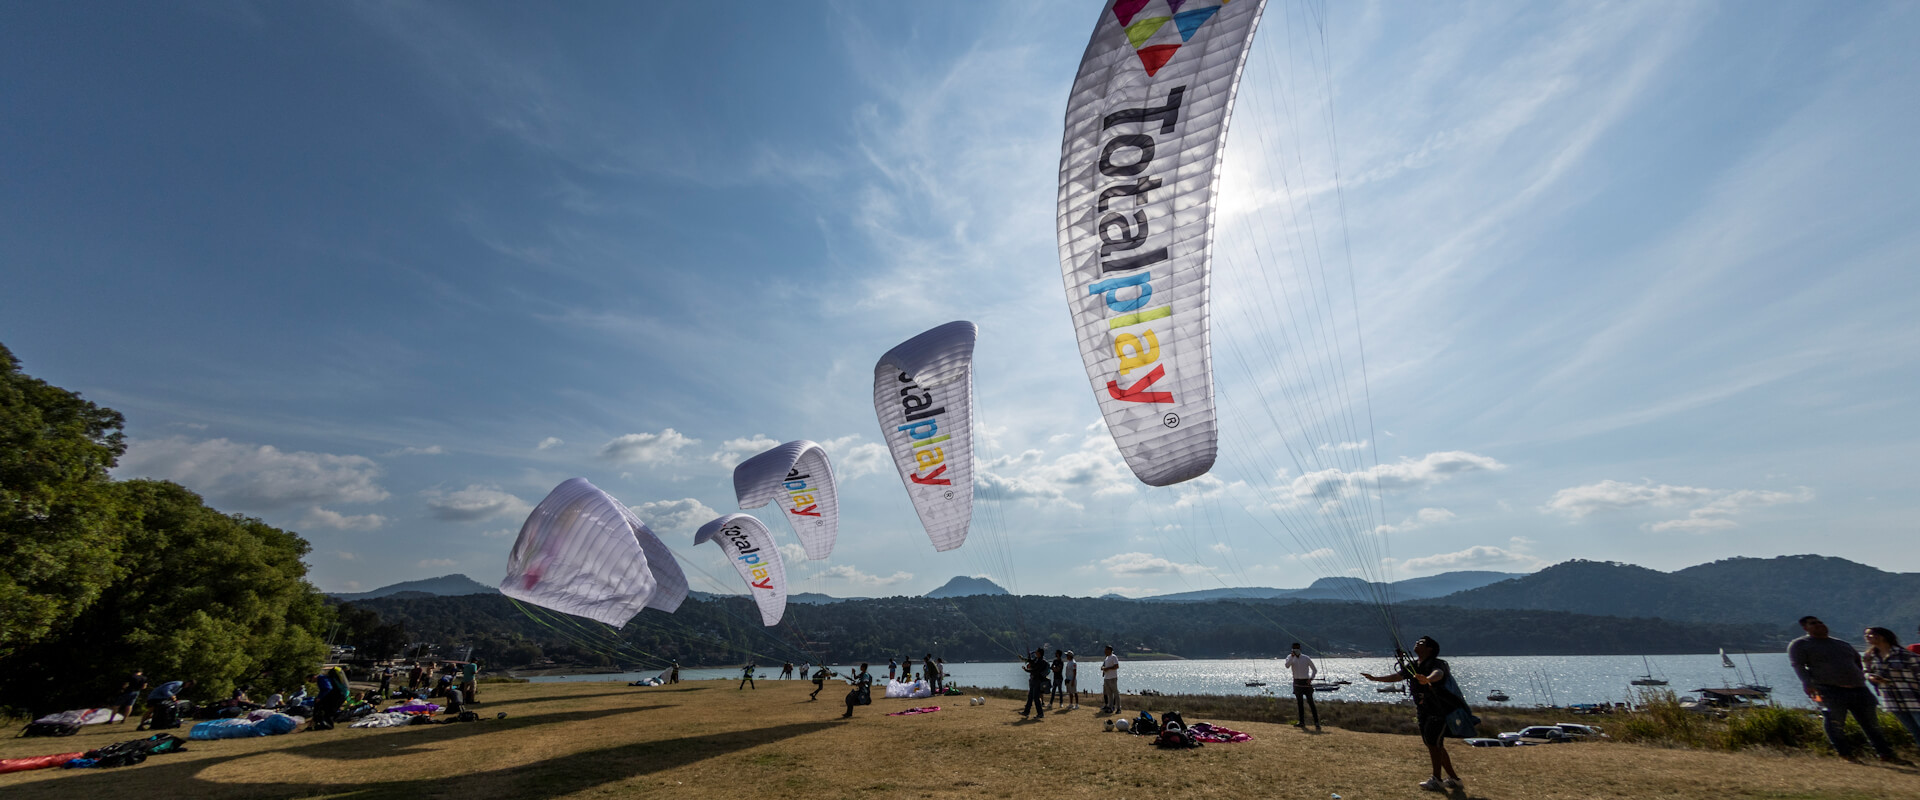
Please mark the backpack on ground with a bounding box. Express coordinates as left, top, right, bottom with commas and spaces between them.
1130, 711, 1159, 735
146, 699, 183, 730
1160, 710, 1186, 731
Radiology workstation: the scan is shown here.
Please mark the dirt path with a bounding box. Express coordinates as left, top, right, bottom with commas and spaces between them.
4, 680, 1915, 799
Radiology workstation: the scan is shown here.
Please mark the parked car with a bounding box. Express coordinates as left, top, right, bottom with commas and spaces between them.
1498, 726, 1574, 743
1554, 723, 1606, 739
1464, 737, 1513, 748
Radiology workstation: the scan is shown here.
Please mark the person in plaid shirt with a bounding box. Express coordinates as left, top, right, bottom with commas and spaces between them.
1864, 626, 1920, 746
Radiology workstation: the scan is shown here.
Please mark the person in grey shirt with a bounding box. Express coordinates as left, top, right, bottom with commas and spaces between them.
1788, 615, 1899, 763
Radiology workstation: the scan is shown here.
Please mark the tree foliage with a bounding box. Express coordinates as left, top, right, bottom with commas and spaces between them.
0, 343, 128, 657
0, 344, 333, 713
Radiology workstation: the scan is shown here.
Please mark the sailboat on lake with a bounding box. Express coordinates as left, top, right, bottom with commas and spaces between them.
1630, 655, 1668, 686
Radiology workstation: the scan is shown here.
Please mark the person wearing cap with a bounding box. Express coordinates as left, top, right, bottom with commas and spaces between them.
1063, 651, 1080, 710
1284, 642, 1321, 730
1362, 636, 1464, 792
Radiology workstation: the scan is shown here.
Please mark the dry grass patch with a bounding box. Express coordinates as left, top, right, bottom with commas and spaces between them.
3, 680, 1916, 799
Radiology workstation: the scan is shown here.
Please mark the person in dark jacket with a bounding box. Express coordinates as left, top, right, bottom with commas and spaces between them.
1363, 636, 1464, 792
1790, 616, 1898, 763
1049, 650, 1066, 708
1021, 647, 1050, 719
307, 668, 348, 732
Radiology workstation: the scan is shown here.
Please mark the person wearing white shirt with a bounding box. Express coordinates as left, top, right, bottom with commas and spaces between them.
1283, 642, 1320, 730
1064, 651, 1080, 710
1100, 645, 1121, 714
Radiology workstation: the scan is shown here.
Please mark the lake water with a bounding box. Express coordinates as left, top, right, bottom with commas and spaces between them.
528, 652, 1813, 709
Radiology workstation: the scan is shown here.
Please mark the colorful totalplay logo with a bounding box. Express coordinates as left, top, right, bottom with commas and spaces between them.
1113, 0, 1232, 76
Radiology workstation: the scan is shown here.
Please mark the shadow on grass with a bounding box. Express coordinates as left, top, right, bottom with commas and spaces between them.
5, 714, 836, 800
462, 688, 659, 710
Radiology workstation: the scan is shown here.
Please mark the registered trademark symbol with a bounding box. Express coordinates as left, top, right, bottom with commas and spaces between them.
1163, 412, 1180, 428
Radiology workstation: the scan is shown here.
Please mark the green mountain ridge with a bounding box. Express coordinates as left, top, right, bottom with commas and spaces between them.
1422, 554, 1920, 636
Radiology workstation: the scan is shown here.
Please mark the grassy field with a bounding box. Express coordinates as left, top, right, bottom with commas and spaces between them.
4, 680, 1917, 799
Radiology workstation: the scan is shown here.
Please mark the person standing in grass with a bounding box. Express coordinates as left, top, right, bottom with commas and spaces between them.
739, 662, 756, 690
888, 657, 898, 682
1790, 615, 1899, 763
1021, 647, 1050, 719
924, 654, 940, 694
1100, 645, 1121, 714
1049, 650, 1066, 709
1864, 626, 1920, 747
670, 660, 680, 684
780, 661, 793, 679
1064, 651, 1079, 709
1362, 636, 1463, 793
1284, 642, 1321, 730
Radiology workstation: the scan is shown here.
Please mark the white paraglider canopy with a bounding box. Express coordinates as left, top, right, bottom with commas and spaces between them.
732, 440, 838, 560
499, 478, 681, 627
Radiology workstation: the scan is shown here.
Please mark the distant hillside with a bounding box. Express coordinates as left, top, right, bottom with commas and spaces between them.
343, 591, 1787, 668
1144, 570, 1520, 603
792, 592, 868, 605
1425, 555, 1920, 634
331, 574, 499, 601
925, 576, 1009, 598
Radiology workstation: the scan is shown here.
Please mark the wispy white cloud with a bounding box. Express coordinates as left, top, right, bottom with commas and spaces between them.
424, 485, 531, 522
1545, 479, 1814, 532
1290, 451, 1505, 500
536, 437, 564, 451
1374, 507, 1456, 535
1391, 546, 1545, 574
819, 565, 914, 588
633, 497, 718, 535
600, 428, 699, 465
118, 436, 388, 511
820, 435, 890, 480
302, 506, 388, 531
709, 435, 781, 468
1098, 552, 1207, 577
383, 445, 443, 457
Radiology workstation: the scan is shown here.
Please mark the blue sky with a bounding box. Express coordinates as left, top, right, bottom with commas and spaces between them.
5, 1, 1915, 597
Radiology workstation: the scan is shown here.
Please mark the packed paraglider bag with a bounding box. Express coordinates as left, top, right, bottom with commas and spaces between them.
144, 699, 184, 730
1130, 711, 1159, 735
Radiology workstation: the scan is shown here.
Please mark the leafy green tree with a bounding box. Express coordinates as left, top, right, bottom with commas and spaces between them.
0, 343, 127, 659
0, 480, 333, 711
